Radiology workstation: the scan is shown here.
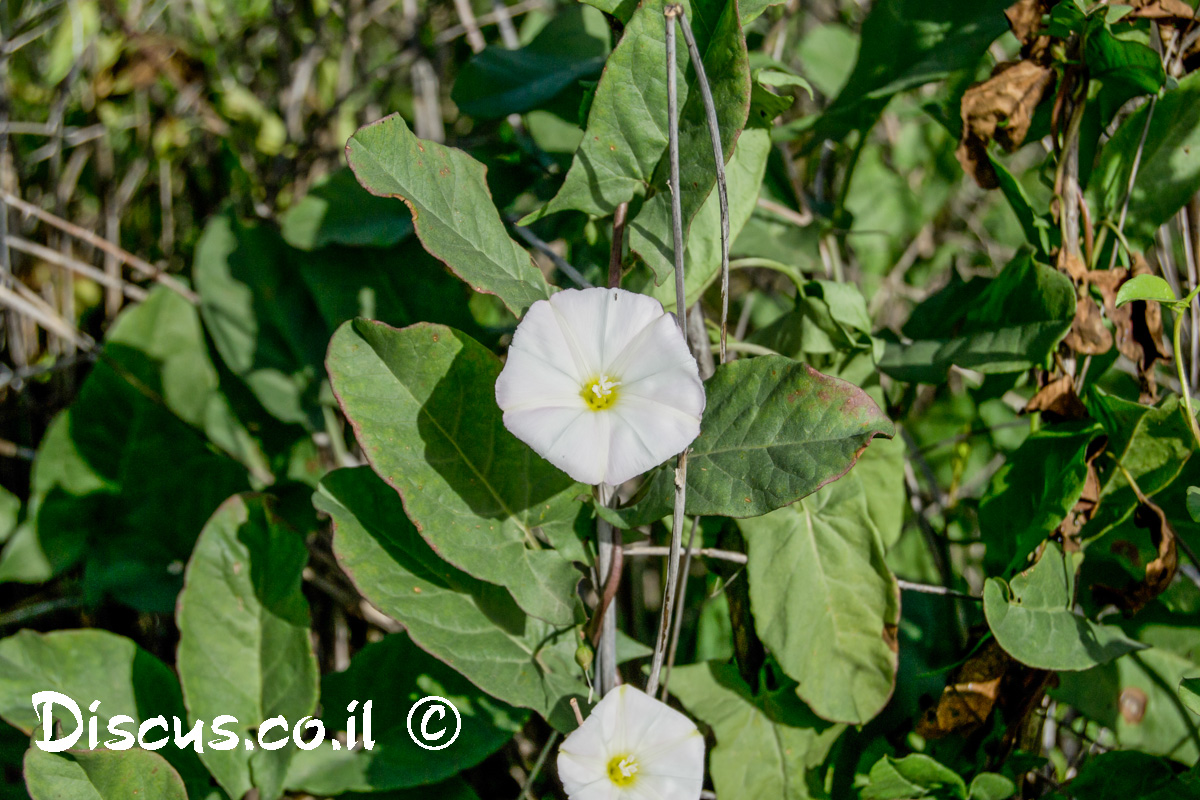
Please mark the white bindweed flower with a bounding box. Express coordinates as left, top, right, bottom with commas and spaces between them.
557, 685, 705, 800
495, 287, 705, 486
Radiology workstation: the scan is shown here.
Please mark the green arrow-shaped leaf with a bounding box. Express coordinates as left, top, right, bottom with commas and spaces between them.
316, 467, 586, 730
601, 355, 894, 527
983, 542, 1146, 671
176, 494, 319, 800
326, 319, 585, 626
347, 115, 552, 316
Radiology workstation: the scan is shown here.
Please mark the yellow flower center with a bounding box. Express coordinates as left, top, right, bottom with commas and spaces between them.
581, 375, 621, 411
606, 753, 639, 787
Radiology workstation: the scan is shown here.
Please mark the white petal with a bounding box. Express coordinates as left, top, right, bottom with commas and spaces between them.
496, 346, 585, 413
506, 296, 592, 383
503, 407, 610, 485
607, 312, 699, 388
607, 686, 698, 756
557, 750, 616, 800
626, 769, 704, 800
639, 725, 706, 775
603, 395, 701, 485
547, 288, 667, 374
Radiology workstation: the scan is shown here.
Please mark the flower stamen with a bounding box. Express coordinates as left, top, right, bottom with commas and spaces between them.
582, 375, 621, 411
606, 754, 639, 787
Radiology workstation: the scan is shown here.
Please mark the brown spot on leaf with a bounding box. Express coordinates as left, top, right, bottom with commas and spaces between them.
958, 60, 1055, 188
882, 623, 899, 654
413, 587, 422, 593
439, 166, 450, 177
1119, 687, 1148, 723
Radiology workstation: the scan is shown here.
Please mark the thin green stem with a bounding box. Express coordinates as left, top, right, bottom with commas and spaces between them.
1173, 307, 1200, 450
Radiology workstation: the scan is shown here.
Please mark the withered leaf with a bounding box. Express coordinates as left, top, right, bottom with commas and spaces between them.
1005, 0, 1055, 61
918, 638, 1008, 739
1058, 436, 1106, 551
1088, 257, 1171, 401
1093, 497, 1178, 615
1127, 0, 1197, 22
1026, 375, 1091, 422
918, 636, 1052, 750
958, 61, 1055, 188
1065, 295, 1115, 356
1058, 249, 1089, 282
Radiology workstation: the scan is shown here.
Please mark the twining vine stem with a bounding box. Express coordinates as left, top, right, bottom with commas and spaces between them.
675, 9, 730, 364
646, 3, 688, 700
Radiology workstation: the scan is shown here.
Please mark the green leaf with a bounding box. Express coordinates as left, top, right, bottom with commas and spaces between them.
624, 125, 772, 309
669, 662, 846, 800
738, 0, 785, 23
176, 494, 319, 800
346, 114, 553, 316
979, 423, 1103, 573
525, 0, 749, 246
1044, 751, 1197, 800
0, 485, 20, 547
280, 167, 414, 251
25, 747, 187, 800
285, 632, 525, 794
579, 0, 637, 24
1115, 274, 1178, 307
315, 467, 586, 730
195, 211, 328, 429
968, 773, 1017, 800
326, 320, 584, 625
0, 629, 207, 794
795, 23, 859, 98
797, 0, 1012, 142
989, 152, 1055, 257
1053, 647, 1200, 764
861, 754, 966, 800
0, 289, 251, 608
1188, 486, 1200, 524
879, 252, 1076, 384
740, 475, 900, 725
983, 542, 1146, 671
1085, 24, 1166, 96
198, 208, 493, 431
1181, 677, 1200, 717
600, 355, 894, 527
1091, 72, 1200, 249
451, 5, 609, 119
1086, 389, 1194, 538
626, 0, 752, 284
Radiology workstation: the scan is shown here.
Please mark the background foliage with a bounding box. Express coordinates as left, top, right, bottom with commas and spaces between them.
1, 0, 1200, 797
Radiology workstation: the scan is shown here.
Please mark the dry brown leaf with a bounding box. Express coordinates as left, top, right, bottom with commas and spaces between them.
918, 636, 1053, 750
1089, 257, 1171, 401
918, 638, 1009, 739
1093, 497, 1178, 614
1006, 0, 1055, 61
958, 61, 1055, 188
1127, 0, 1197, 21
1058, 436, 1107, 551
1058, 250, 1089, 282
1026, 375, 1090, 421
1065, 295, 1115, 356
